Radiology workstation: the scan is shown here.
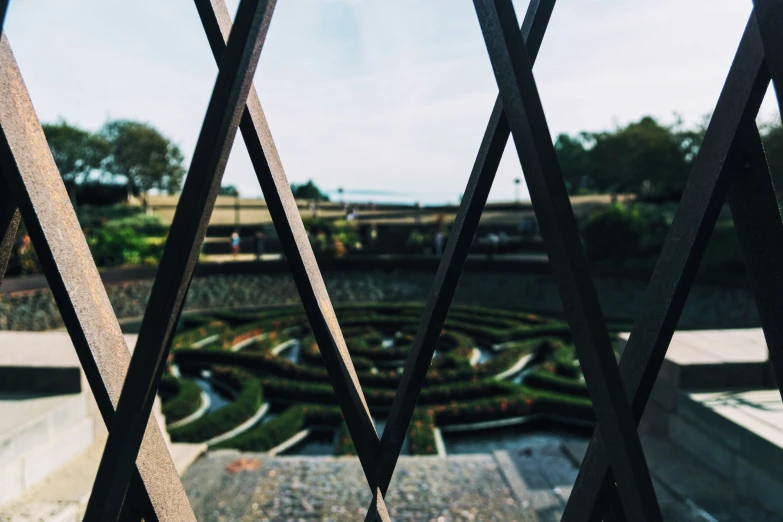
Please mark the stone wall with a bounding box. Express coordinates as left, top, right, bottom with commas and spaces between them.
0, 269, 760, 331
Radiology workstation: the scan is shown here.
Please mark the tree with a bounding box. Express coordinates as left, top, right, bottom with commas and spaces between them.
555, 116, 700, 201
219, 185, 239, 196
588, 116, 690, 200
42, 120, 109, 202
291, 180, 329, 201
554, 133, 592, 195
100, 120, 185, 198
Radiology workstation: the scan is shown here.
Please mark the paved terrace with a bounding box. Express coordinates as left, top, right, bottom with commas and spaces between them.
182, 432, 781, 522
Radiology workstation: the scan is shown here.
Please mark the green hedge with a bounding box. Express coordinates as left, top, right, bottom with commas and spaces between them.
260, 376, 517, 411
169, 368, 262, 443
524, 369, 589, 398
334, 421, 357, 456
175, 340, 545, 390
159, 375, 202, 423
172, 321, 228, 350
214, 404, 342, 452
408, 409, 437, 455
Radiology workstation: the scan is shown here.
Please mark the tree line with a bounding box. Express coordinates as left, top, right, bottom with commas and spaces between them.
555, 115, 783, 201
43, 119, 186, 203
43, 119, 334, 204
45, 115, 783, 206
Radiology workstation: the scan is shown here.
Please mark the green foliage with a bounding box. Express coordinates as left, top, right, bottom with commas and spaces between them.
556, 116, 705, 201
581, 203, 645, 262
169, 368, 262, 443
100, 120, 185, 195
291, 180, 329, 201
301, 218, 361, 255
42, 120, 109, 190
408, 409, 437, 455
168, 303, 597, 449
86, 219, 164, 267
581, 202, 671, 264
214, 404, 342, 452
219, 185, 239, 196
214, 405, 305, 452
524, 369, 588, 398
159, 376, 202, 423
334, 421, 357, 456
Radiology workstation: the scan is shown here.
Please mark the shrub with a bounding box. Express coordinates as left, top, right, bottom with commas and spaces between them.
214, 404, 342, 452
408, 409, 437, 455
159, 375, 202, 423
214, 405, 305, 452
169, 368, 262, 443
581, 203, 645, 262
334, 421, 357, 456
524, 369, 589, 398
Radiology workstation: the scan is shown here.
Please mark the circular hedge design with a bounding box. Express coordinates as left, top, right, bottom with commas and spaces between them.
161, 303, 594, 456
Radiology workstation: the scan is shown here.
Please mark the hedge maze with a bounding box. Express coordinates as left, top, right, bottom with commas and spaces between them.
160, 303, 596, 455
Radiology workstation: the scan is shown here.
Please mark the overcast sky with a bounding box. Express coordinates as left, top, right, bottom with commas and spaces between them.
5, 0, 779, 203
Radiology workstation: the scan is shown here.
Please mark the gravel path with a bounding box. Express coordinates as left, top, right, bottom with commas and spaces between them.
183, 452, 536, 521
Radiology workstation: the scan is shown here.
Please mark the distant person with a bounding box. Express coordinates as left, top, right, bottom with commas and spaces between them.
255, 230, 265, 261
370, 223, 378, 250
487, 233, 499, 260
435, 230, 444, 256
231, 231, 240, 258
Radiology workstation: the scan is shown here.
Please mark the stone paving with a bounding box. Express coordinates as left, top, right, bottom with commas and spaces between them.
181, 429, 783, 521
183, 452, 534, 522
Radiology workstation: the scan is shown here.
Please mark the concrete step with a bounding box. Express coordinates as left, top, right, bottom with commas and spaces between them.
0, 435, 205, 522
562, 435, 782, 521
0, 393, 93, 505
671, 389, 783, 514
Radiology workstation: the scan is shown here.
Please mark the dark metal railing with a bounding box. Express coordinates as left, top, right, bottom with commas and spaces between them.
1, 1, 782, 520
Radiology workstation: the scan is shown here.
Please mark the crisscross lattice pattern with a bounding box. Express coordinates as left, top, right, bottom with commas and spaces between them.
1, 1, 783, 520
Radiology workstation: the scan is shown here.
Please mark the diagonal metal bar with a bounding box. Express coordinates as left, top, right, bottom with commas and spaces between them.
562, 14, 771, 521
750, 0, 783, 396
754, 0, 783, 111
0, 175, 19, 287
82, 1, 276, 520
372, 0, 555, 498
194, 0, 381, 484
0, 3, 14, 287
363, 489, 392, 522
473, 0, 661, 519
0, 0, 8, 35
0, 36, 194, 522
728, 124, 783, 400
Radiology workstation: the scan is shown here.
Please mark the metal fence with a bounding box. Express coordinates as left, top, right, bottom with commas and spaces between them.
1, 0, 782, 520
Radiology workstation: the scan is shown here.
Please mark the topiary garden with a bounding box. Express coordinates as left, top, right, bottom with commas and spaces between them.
160, 303, 597, 456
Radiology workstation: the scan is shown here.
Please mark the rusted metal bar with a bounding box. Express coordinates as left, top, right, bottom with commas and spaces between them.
363, 488, 392, 522
194, 0, 381, 485
728, 125, 783, 400
372, 0, 556, 499
0, 0, 8, 34
0, 35, 194, 522
0, 175, 20, 287
562, 14, 770, 521
754, 0, 783, 109
82, 1, 276, 520
473, 0, 661, 519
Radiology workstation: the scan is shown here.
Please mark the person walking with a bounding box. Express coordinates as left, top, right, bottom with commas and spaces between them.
231, 230, 241, 259
434, 230, 444, 256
